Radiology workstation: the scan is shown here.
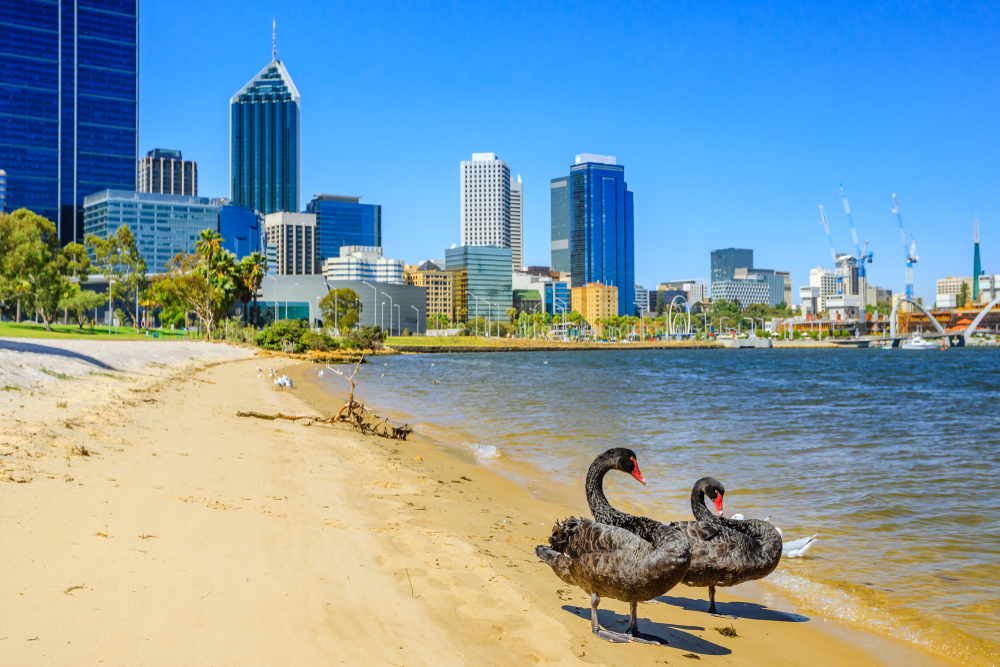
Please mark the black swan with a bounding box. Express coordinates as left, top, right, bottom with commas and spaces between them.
674, 477, 783, 615
536, 449, 691, 644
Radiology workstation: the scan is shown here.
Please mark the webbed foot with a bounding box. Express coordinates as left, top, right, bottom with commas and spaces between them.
593, 627, 631, 643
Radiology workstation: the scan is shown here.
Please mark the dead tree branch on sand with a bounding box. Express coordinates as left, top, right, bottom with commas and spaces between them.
327, 355, 412, 440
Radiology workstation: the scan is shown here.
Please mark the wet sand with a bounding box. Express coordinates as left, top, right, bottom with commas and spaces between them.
0, 340, 960, 665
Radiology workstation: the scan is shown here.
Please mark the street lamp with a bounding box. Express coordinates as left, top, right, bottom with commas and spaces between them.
386, 293, 394, 336
411, 305, 420, 334
720, 316, 729, 337
362, 281, 378, 329
108, 277, 115, 336
469, 293, 485, 337
394, 303, 401, 335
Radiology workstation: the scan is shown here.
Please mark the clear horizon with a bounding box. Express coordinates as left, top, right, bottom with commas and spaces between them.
138, 1, 999, 303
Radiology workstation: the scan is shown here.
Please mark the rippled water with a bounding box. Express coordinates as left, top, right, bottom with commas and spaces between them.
319, 349, 1000, 666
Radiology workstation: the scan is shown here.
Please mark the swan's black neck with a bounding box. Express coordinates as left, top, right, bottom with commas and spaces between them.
586, 453, 658, 543
690, 484, 718, 523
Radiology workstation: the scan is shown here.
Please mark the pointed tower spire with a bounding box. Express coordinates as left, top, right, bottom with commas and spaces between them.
272, 18, 276, 61
973, 217, 982, 303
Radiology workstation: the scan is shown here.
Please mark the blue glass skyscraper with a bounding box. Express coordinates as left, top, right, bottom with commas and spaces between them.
0, 0, 138, 243
568, 154, 634, 316
230, 52, 300, 215
219, 204, 262, 260
306, 195, 381, 261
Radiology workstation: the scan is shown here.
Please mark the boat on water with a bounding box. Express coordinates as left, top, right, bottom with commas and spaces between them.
901, 334, 939, 350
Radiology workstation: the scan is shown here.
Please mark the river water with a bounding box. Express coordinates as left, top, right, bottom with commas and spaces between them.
317, 348, 1000, 666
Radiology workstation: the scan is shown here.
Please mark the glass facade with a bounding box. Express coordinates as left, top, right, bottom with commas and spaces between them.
83, 190, 221, 272
569, 162, 634, 316
543, 281, 570, 316
219, 203, 261, 260
550, 176, 570, 273
445, 245, 513, 323
0, 0, 138, 243
306, 195, 381, 262
710, 248, 753, 283
231, 60, 300, 215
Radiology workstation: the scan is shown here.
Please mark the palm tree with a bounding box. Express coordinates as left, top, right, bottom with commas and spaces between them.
243, 251, 266, 326
195, 229, 223, 337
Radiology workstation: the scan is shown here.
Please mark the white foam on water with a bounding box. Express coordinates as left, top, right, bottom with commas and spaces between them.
463, 441, 499, 464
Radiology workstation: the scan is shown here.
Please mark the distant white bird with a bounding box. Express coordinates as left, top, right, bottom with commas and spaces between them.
543, 361, 548, 364
431, 363, 435, 367
257, 365, 262, 372
318, 370, 324, 377
730, 514, 819, 558
273, 375, 293, 389
381, 373, 386, 378
269, 369, 275, 377
257, 373, 262, 378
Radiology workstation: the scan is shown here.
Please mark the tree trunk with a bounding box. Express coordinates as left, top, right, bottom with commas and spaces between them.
16, 299, 21, 323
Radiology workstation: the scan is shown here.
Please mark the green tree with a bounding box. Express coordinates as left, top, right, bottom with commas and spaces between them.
0, 209, 67, 332
194, 229, 224, 336
59, 285, 106, 329
241, 251, 267, 325
427, 312, 449, 330
506, 307, 518, 324
85, 224, 147, 327
318, 287, 362, 332
957, 282, 969, 309
150, 247, 241, 335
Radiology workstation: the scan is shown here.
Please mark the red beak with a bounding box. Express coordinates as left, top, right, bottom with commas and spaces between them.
713, 494, 724, 516
630, 458, 646, 486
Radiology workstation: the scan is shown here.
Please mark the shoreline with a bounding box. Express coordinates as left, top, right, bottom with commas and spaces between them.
0, 339, 961, 665
292, 360, 963, 667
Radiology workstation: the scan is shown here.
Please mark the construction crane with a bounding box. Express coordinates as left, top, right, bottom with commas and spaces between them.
892, 193, 919, 299
819, 205, 844, 294
840, 184, 874, 279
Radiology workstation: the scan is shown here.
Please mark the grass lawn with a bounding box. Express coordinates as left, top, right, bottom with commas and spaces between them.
384, 336, 499, 346
0, 321, 193, 341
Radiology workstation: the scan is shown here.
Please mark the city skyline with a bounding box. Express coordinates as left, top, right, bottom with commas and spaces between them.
4, 1, 996, 303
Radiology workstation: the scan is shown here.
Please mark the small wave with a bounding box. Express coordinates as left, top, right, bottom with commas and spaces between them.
463, 441, 500, 464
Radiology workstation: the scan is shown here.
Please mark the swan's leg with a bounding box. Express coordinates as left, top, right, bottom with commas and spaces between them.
590, 593, 630, 643
626, 600, 669, 645
708, 585, 718, 614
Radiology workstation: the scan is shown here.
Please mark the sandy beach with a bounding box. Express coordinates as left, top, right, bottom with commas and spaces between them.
0, 339, 960, 666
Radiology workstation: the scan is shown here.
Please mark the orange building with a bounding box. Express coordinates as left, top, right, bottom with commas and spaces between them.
571, 282, 618, 334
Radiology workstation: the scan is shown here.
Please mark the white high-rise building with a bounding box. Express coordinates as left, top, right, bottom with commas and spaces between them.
509, 175, 523, 271
460, 153, 511, 252
809, 266, 837, 311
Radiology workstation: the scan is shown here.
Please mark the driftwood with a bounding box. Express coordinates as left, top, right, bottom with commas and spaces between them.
327, 355, 412, 440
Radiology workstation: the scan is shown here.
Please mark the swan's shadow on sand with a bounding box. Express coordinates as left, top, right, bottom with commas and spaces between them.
653, 595, 809, 622
560, 605, 732, 655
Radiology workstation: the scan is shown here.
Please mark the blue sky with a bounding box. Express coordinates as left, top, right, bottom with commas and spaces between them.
140, 1, 999, 302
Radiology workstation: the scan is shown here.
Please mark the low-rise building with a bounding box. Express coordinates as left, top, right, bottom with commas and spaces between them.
405, 260, 453, 321
827, 294, 861, 321
83, 190, 222, 272
571, 282, 618, 333
263, 212, 318, 275
321, 246, 403, 284
710, 275, 770, 307
799, 286, 820, 319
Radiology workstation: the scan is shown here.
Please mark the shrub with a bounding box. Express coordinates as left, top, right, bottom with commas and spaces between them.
255, 320, 338, 353
345, 326, 386, 350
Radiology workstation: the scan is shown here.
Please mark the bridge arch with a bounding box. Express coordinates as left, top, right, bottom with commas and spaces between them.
963, 295, 1000, 341
890, 297, 946, 338
667, 296, 691, 336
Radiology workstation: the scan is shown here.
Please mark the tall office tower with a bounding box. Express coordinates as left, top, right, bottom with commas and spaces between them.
973, 218, 982, 302
550, 176, 570, 274
231, 38, 300, 215
509, 175, 523, 271
305, 194, 381, 262
568, 154, 634, 316
263, 212, 317, 275
138, 149, 198, 196
460, 153, 510, 250
0, 0, 139, 243
710, 248, 754, 283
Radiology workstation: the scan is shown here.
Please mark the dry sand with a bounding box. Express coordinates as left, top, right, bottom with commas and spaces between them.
0, 339, 958, 666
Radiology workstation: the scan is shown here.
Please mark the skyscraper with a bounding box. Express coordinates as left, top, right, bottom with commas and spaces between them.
710, 248, 754, 283
509, 176, 523, 271
0, 0, 139, 243
231, 34, 300, 215
460, 153, 510, 250
974, 218, 982, 303
550, 176, 570, 274
139, 149, 197, 196
568, 154, 634, 316
306, 195, 381, 262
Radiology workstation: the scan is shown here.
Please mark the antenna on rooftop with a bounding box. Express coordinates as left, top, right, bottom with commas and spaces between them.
272, 18, 276, 60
